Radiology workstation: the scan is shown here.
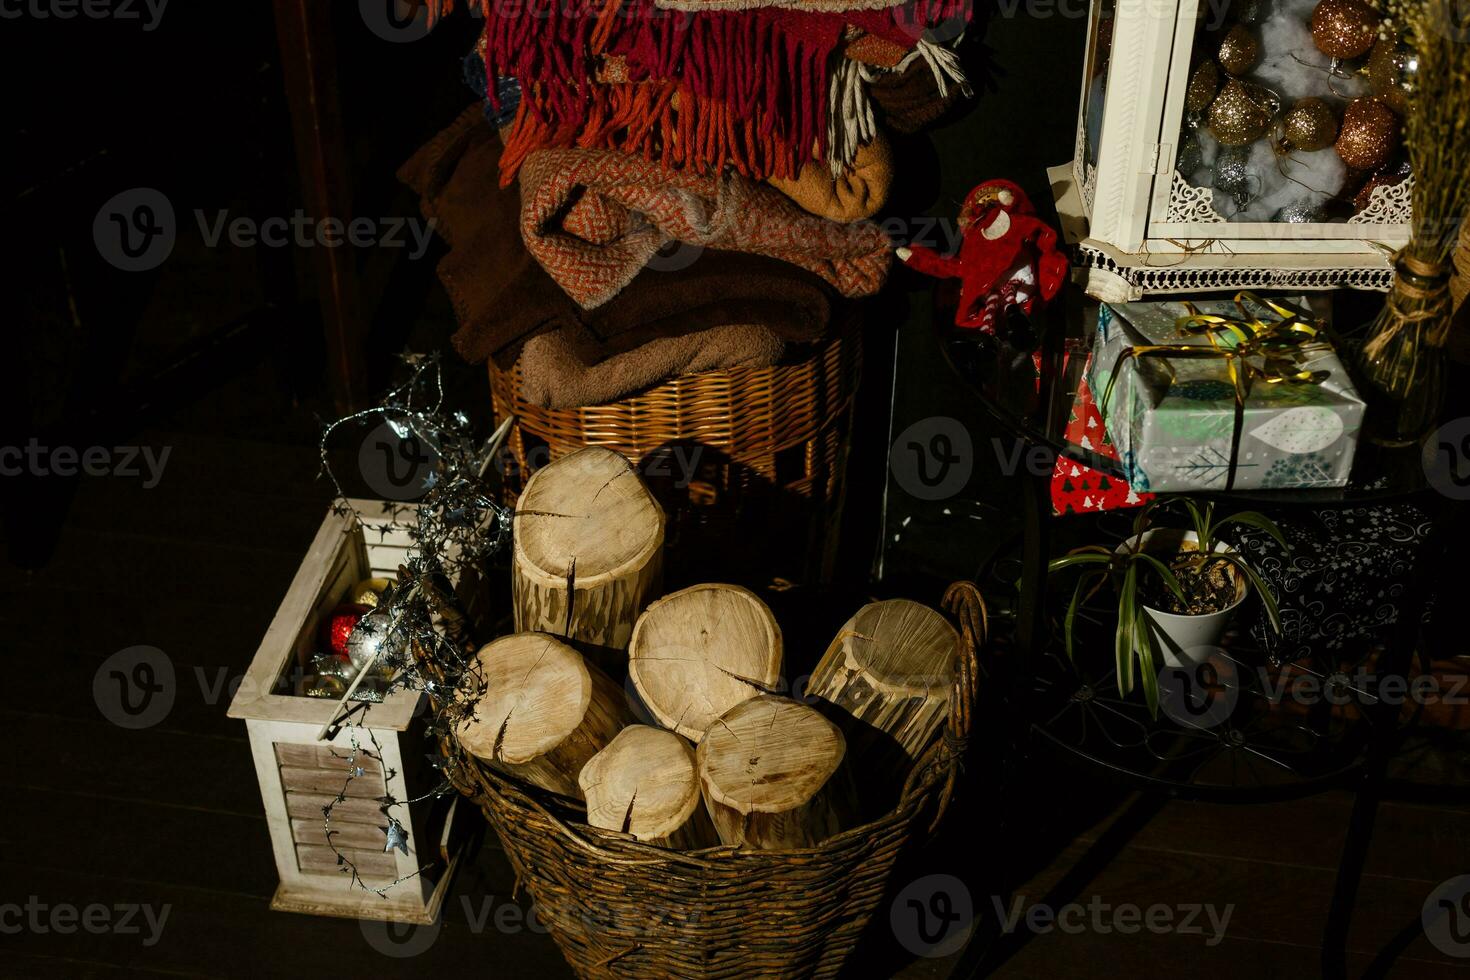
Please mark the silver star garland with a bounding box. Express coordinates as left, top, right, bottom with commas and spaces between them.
314, 352, 514, 897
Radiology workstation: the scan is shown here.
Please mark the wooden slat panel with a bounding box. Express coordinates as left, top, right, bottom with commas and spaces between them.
278, 765, 385, 797
295, 843, 397, 880
367, 545, 411, 580
273, 741, 383, 772
291, 817, 390, 849
283, 791, 385, 824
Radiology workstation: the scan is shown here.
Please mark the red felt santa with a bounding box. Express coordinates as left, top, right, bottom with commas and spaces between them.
896, 179, 1069, 339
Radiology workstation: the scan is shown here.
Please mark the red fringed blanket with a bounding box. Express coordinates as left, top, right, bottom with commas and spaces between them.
428, 0, 971, 183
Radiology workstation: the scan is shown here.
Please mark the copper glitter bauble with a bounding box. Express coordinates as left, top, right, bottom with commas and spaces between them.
1186, 60, 1221, 113
1311, 0, 1380, 60
1218, 24, 1260, 76
1335, 97, 1400, 170
1282, 97, 1339, 151
1208, 79, 1278, 146
1353, 162, 1411, 211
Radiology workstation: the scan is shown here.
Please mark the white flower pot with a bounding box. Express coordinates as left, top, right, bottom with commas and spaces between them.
1115, 529, 1245, 671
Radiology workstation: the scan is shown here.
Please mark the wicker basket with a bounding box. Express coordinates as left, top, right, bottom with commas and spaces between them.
434, 582, 986, 979
489, 320, 862, 583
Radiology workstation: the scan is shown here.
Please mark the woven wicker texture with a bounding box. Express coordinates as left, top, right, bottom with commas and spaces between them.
436, 582, 986, 979
490, 321, 862, 582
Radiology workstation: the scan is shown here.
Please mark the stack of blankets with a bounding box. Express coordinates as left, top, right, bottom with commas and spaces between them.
402, 0, 973, 408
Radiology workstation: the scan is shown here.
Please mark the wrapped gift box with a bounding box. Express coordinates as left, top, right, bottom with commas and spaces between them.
1227, 503, 1434, 664
1051, 365, 1153, 515
1085, 296, 1365, 493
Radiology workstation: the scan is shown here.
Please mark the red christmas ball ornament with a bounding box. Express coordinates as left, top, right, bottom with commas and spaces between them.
320, 603, 371, 660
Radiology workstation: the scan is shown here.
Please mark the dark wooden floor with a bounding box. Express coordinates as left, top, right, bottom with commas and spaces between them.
4, 340, 1470, 980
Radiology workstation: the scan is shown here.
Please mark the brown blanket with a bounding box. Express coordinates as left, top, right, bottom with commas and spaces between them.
515, 323, 787, 409
518, 146, 892, 310
399, 107, 838, 367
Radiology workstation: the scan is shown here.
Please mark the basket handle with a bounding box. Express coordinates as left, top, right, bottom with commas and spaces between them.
927, 580, 987, 829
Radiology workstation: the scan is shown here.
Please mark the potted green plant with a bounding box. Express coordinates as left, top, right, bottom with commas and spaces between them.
1048, 499, 1286, 717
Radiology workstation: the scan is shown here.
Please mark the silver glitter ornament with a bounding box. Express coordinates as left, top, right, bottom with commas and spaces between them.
344, 606, 408, 674
1275, 202, 1326, 222
1177, 129, 1204, 175
1212, 146, 1258, 210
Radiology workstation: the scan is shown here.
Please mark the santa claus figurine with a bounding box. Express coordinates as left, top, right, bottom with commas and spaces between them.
896, 179, 1068, 346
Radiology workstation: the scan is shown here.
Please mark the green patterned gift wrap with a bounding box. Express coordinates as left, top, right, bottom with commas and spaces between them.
1084, 296, 1365, 493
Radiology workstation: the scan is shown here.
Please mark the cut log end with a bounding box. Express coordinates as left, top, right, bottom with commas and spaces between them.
457, 634, 592, 764
840, 599, 958, 695
457, 632, 629, 798
514, 447, 664, 584
629, 583, 783, 741
512, 447, 665, 657
697, 695, 851, 850
579, 725, 714, 848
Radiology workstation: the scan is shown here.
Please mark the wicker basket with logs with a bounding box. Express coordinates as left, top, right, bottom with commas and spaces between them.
425, 582, 986, 979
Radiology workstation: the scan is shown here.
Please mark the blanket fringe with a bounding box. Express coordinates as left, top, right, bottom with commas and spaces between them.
500, 82, 804, 186
447, 0, 973, 182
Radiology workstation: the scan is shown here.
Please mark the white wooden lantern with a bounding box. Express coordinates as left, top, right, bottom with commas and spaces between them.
1055, 0, 1412, 302
228, 500, 461, 924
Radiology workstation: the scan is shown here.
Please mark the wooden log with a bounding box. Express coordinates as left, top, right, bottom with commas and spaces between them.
456, 633, 632, 799
628, 583, 783, 741
578, 725, 717, 849
512, 447, 665, 666
807, 599, 958, 781
696, 695, 853, 850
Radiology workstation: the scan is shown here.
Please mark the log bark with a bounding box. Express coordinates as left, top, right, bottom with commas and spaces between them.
512, 447, 664, 668
628, 583, 783, 741
456, 633, 631, 799
807, 599, 958, 781
696, 695, 853, 850
578, 725, 716, 849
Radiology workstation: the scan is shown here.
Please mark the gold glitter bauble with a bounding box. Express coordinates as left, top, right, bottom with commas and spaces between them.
1231, 0, 1265, 24
1365, 35, 1416, 114
1282, 97, 1339, 151
1335, 97, 1400, 170
1311, 0, 1380, 60
1218, 24, 1260, 75
1208, 79, 1278, 145
1186, 60, 1221, 113
350, 577, 393, 607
